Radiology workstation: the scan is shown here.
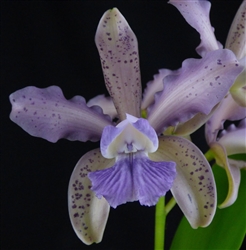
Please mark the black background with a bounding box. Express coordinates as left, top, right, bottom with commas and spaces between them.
1, 0, 245, 249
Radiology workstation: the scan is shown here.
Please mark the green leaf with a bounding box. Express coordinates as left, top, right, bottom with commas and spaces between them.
170, 165, 246, 250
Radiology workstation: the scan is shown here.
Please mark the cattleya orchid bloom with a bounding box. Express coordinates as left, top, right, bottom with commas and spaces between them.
9, 8, 243, 245
170, 0, 246, 207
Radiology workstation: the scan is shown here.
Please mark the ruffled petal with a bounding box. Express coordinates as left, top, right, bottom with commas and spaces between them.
225, 0, 246, 60
210, 142, 241, 208
95, 8, 141, 120
87, 94, 118, 119
150, 135, 217, 228
9, 86, 112, 142
68, 148, 114, 245
169, 0, 221, 56
141, 68, 174, 110
148, 49, 243, 134
218, 118, 246, 156
101, 114, 158, 158
88, 152, 176, 208
205, 94, 246, 144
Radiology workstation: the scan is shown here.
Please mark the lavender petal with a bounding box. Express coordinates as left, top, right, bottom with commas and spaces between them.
148, 49, 243, 134
9, 86, 112, 142
169, 0, 221, 56
205, 94, 246, 144
87, 94, 118, 120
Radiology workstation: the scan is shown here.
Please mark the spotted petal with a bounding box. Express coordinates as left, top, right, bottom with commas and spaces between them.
88, 152, 176, 208
150, 135, 216, 228
169, 0, 221, 56
68, 148, 114, 245
225, 0, 246, 60
95, 8, 141, 120
9, 86, 112, 142
148, 49, 243, 134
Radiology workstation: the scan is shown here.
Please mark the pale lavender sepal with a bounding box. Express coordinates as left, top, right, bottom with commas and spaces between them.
210, 142, 242, 208
68, 148, 114, 245
147, 49, 243, 134
87, 94, 118, 120
205, 94, 246, 144
95, 8, 142, 120
169, 0, 221, 56
141, 68, 174, 110
88, 152, 176, 208
173, 104, 219, 136
225, 0, 246, 60
150, 135, 217, 228
9, 86, 112, 143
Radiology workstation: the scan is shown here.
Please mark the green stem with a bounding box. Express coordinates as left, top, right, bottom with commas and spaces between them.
154, 196, 166, 250
165, 197, 176, 215
204, 149, 215, 162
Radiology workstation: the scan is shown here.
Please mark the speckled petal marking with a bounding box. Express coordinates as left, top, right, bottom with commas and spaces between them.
95, 8, 142, 120
169, 0, 221, 56
225, 0, 246, 60
147, 49, 243, 134
9, 86, 113, 142
149, 135, 217, 228
68, 148, 114, 245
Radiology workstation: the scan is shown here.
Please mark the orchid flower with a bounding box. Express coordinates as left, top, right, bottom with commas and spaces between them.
9, 8, 243, 245
169, 0, 246, 208
169, 0, 246, 107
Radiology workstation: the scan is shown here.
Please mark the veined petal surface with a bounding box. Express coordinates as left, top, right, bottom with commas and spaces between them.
148, 49, 243, 134
9, 86, 112, 142
89, 152, 176, 208
225, 0, 246, 60
95, 8, 141, 120
68, 148, 114, 245
150, 136, 217, 228
169, 0, 220, 56
205, 94, 246, 144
